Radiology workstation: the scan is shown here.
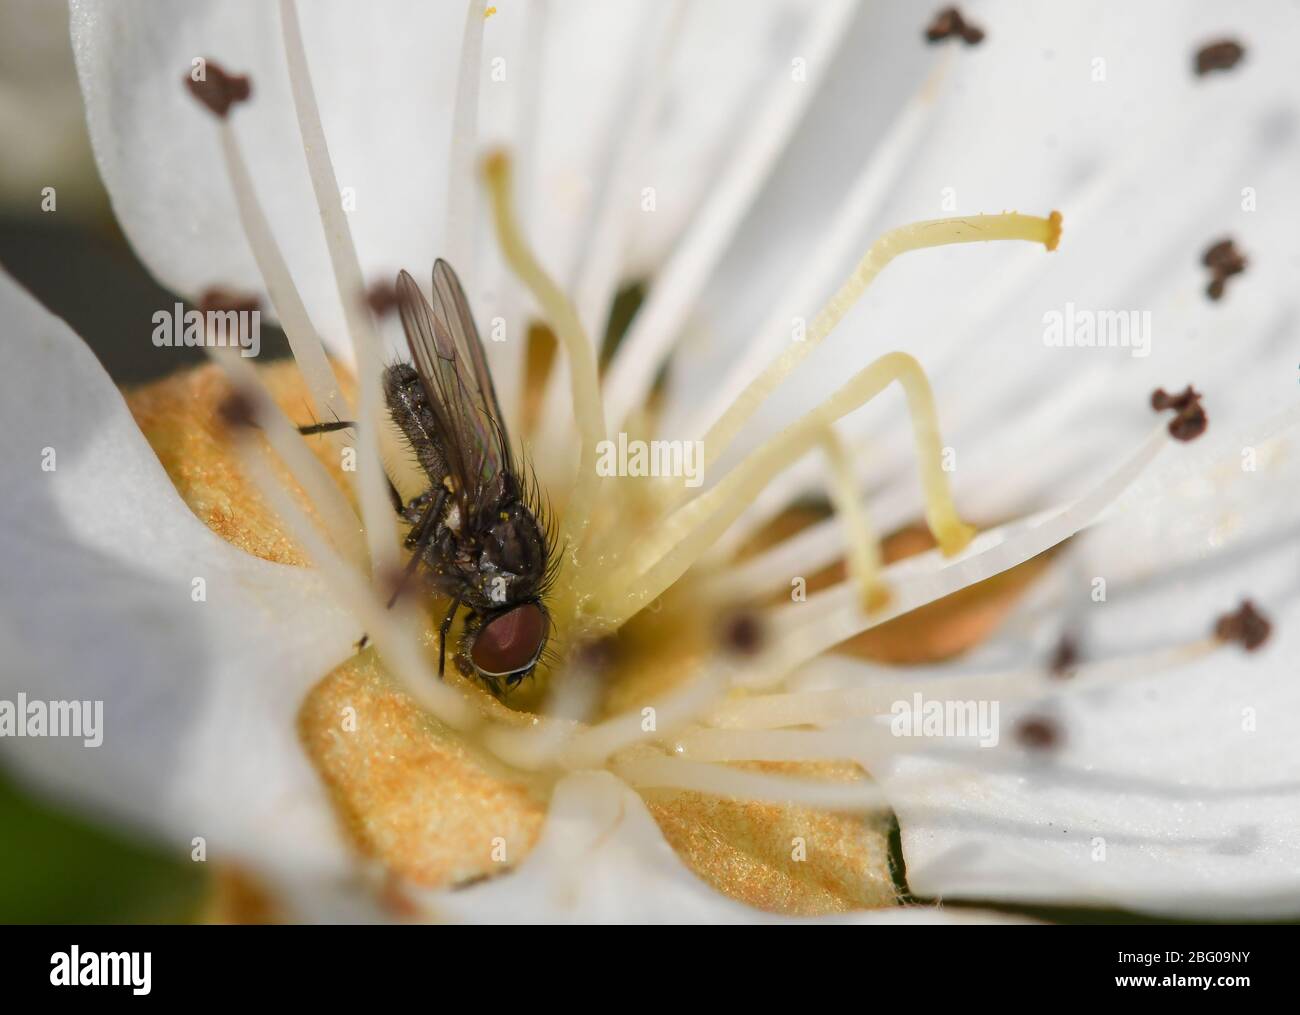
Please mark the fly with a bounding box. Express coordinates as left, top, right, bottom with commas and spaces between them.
301, 259, 558, 697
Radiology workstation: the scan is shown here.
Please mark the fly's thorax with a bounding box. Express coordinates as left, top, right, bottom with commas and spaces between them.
475, 499, 548, 598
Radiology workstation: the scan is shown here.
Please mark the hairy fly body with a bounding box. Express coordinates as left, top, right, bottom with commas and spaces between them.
303, 259, 556, 696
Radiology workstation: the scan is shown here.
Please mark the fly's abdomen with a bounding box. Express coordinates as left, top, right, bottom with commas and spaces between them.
383, 363, 450, 484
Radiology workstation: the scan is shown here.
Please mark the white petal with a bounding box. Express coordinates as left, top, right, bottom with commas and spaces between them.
0, 267, 362, 879
872, 419, 1300, 917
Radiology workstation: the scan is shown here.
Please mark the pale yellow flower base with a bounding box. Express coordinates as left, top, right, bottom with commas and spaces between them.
127, 361, 1045, 919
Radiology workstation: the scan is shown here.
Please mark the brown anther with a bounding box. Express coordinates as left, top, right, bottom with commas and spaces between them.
184, 60, 251, 119
1015, 715, 1063, 751
721, 611, 765, 656
1202, 238, 1244, 272
1150, 385, 1196, 412
1049, 635, 1078, 679
1151, 385, 1208, 442
1194, 39, 1245, 77
216, 388, 259, 430
1214, 600, 1272, 652
366, 280, 400, 318
924, 7, 984, 46
1201, 238, 1247, 301
199, 287, 261, 315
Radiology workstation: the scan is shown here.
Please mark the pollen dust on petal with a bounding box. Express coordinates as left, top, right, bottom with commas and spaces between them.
125, 360, 358, 565
595, 589, 898, 915
643, 761, 899, 916
299, 650, 547, 888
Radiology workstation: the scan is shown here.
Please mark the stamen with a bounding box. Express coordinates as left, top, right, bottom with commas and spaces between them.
183, 59, 251, 118
1049, 634, 1079, 679
235, 440, 474, 729
1151, 385, 1207, 442
532, 2, 685, 473
721, 610, 766, 656
477, 0, 547, 424
216, 388, 258, 430
1214, 600, 1272, 651
366, 280, 400, 318
279, 0, 398, 576
681, 53, 953, 460
672, 725, 895, 764
924, 7, 985, 46
710, 638, 1219, 728
697, 211, 1061, 475
443, 0, 488, 292
204, 344, 367, 569
755, 423, 1171, 686
1194, 39, 1246, 77
1201, 237, 1247, 301
702, 84, 1220, 567
598, 0, 861, 430
198, 288, 259, 316
601, 352, 972, 629
213, 120, 352, 428
613, 752, 891, 811
555, 668, 731, 771
1014, 715, 1062, 751
483, 151, 605, 554
819, 428, 889, 612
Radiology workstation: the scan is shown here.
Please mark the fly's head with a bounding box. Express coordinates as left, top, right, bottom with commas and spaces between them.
457, 599, 551, 698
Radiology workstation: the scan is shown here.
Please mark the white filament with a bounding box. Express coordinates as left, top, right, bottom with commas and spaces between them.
278, 0, 398, 577
599, 0, 859, 429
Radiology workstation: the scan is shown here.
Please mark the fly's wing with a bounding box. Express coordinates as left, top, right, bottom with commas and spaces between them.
394, 263, 511, 518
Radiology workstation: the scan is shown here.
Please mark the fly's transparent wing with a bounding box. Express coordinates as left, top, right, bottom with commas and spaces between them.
394, 264, 511, 517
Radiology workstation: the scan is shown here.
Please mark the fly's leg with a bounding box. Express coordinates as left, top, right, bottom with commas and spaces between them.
297, 419, 355, 436
296, 419, 414, 519
385, 488, 448, 609
438, 594, 462, 678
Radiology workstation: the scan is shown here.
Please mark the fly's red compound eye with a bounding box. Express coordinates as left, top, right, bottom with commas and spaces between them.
471, 603, 546, 677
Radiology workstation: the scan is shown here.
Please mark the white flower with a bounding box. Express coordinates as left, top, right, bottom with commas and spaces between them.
1, 0, 1297, 922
